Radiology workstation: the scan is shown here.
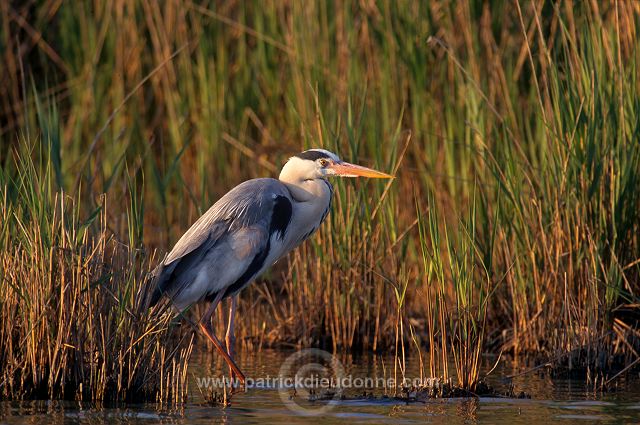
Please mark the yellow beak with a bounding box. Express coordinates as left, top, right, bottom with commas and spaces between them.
329, 161, 394, 178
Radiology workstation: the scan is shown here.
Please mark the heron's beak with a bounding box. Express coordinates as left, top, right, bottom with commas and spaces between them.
329, 161, 394, 178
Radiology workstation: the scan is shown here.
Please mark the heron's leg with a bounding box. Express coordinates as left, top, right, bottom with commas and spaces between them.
225, 296, 238, 382
199, 293, 246, 385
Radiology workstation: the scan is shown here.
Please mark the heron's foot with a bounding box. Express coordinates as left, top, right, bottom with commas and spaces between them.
199, 322, 246, 387
228, 368, 246, 394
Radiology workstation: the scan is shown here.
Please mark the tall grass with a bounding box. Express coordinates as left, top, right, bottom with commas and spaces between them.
0, 124, 193, 401
1, 0, 639, 398
417, 192, 492, 391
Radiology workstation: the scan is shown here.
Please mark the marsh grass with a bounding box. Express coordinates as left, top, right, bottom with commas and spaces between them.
416, 191, 492, 391
1, 0, 640, 399
0, 139, 193, 402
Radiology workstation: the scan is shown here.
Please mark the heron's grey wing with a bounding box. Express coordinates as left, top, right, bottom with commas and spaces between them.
147, 178, 292, 308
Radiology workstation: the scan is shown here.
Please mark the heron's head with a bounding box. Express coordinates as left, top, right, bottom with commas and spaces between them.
280, 149, 393, 182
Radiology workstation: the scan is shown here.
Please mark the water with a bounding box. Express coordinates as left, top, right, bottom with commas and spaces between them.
2, 349, 639, 424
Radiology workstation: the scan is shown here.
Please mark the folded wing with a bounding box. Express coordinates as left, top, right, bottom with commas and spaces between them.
147, 178, 292, 308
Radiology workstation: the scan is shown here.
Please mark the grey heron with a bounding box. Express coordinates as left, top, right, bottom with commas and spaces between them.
148, 149, 392, 383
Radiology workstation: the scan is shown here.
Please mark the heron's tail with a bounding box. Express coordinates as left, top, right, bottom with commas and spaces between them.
147, 283, 163, 308
144, 260, 168, 309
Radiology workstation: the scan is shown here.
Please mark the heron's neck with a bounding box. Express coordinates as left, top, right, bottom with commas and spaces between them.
279, 173, 328, 202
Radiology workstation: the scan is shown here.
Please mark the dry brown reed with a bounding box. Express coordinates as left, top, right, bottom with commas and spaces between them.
0, 182, 193, 401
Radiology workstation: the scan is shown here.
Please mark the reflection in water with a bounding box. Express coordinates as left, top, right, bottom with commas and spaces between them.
456, 398, 479, 423
1, 350, 639, 424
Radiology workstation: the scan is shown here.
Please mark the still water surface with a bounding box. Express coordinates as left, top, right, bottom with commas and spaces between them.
1, 349, 639, 424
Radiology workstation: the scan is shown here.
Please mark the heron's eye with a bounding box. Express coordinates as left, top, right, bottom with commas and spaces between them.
319, 159, 329, 167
